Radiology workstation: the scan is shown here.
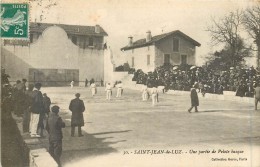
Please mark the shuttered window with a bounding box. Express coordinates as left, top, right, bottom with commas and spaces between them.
173, 38, 179, 52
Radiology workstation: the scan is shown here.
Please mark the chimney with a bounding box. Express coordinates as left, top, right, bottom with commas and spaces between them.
95, 25, 100, 33
146, 30, 152, 42
128, 36, 133, 46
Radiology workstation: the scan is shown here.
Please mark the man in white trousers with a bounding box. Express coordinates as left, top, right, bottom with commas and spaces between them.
105, 83, 112, 100
116, 81, 123, 98
142, 85, 148, 101
30, 83, 44, 137
90, 82, 97, 96
151, 87, 158, 106
70, 80, 74, 88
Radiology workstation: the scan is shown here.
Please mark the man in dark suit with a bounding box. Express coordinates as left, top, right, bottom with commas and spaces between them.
46, 105, 65, 167
69, 93, 85, 137
254, 83, 260, 111
188, 85, 199, 113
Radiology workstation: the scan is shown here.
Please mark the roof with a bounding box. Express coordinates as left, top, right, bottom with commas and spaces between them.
121, 30, 200, 51
30, 22, 108, 36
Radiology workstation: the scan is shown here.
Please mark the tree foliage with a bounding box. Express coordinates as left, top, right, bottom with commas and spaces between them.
207, 10, 251, 67
242, 4, 260, 67
207, 38, 251, 71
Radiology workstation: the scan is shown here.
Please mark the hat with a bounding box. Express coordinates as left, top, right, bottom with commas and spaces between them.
34, 82, 42, 89
51, 105, 60, 113
190, 66, 196, 70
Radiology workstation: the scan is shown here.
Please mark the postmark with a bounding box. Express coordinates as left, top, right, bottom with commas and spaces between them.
0, 3, 29, 39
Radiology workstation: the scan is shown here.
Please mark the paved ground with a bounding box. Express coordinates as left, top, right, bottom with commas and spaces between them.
40, 87, 260, 167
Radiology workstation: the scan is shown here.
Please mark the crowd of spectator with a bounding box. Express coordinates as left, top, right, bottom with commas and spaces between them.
1, 68, 51, 136
132, 64, 259, 97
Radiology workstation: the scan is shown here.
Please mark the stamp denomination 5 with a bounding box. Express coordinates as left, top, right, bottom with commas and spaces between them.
1, 3, 29, 39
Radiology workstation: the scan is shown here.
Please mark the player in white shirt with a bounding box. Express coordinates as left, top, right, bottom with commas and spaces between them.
151, 87, 158, 106
116, 81, 123, 98
105, 83, 112, 100
70, 80, 74, 88
90, 82, 97, 96
141, 85, 148, 101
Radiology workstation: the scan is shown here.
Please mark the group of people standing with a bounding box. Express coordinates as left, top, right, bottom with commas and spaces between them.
9, 80, 51, 137
105, 81, 124, 100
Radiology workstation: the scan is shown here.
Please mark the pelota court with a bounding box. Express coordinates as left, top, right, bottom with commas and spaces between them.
40, 87, 260, 167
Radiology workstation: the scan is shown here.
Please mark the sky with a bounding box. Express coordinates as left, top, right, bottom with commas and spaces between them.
28, 0, 257, 66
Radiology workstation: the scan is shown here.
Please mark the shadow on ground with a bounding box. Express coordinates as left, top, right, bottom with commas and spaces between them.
61, 118, 131, 166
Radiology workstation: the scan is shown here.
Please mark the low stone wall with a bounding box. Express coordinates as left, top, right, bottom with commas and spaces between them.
30, 148, 57, 167
12, 114, 58, 167
166, 90, 254, 104
124, 82, 253, 104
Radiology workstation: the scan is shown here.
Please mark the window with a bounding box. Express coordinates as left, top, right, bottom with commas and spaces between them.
147, 55, 150, 65
131, 57, 135, 67
181, 55, 187, 64
89, 37, 94, 46
72, 36, 77, 45
164, 54, 170, 64
173, 38, 179, 52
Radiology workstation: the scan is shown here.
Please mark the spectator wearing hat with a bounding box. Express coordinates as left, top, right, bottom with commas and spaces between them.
13, 80, 25, 116
46, 105, 65, 167
188, 85, 199, 113
69, 93, 85, 137
30, 83, 44, 137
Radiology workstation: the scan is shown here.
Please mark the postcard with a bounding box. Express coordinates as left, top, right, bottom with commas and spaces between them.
1, 0, 260, 166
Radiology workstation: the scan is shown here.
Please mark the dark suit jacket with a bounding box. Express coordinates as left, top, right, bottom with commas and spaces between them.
190, 88, 199, 106
69, 98, 85, 126
46, 113, 65, 141
31, 90, 44, 114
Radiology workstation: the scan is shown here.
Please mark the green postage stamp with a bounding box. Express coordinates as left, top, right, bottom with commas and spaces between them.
0, 3, 29, 39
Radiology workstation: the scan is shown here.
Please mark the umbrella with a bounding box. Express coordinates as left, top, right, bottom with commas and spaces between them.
190, 66, 196, 70
172, 66, 178, 70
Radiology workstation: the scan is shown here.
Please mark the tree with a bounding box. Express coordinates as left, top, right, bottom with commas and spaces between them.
242, 4, 260, 67
207, 10, 249, 67
206, 38, 251, 72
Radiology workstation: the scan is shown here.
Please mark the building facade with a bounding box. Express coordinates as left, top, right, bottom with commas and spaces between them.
121, 30, 201, 73
1, 22, 108, 86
